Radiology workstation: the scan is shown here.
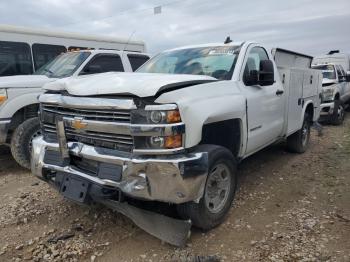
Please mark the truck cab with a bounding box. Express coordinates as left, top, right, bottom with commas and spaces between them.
311, 63, 350, 125
0, 49, 150, 168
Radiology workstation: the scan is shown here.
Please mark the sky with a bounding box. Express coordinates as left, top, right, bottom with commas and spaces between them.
0, 0, 349, 55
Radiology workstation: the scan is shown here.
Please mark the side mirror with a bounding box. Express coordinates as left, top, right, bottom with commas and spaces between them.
247, 60, 274, 86
258, 60, 275, 86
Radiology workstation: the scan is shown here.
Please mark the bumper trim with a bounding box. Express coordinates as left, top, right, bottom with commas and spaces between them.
31, 136, 208, 204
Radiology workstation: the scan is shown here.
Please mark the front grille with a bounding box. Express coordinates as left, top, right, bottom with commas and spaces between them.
41, 104, 134, 152
42, 104, 131, 122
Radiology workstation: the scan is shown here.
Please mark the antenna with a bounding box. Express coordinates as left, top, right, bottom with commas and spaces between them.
123, 30, 136, 51
224, 36, 232, 44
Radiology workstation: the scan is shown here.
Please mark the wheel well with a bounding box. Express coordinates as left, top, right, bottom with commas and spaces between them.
334, 93, 340, 100
7, 104, 39, 141
305, 103, 314, 122
200, 119, 241, 158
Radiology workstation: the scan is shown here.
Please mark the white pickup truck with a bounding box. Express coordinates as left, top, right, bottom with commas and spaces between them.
311, 63, 350, 125
31, 41, 322, 246
0, 49, 149, 168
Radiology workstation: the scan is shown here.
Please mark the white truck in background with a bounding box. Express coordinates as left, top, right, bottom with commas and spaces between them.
31, 40, 322, 246
0, 24, 146, 77
311, 63, 350, 125
0, 49, 150, 168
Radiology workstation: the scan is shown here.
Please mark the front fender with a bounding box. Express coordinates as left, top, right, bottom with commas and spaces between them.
155, 81, 247, 148
0, 88, 43, 119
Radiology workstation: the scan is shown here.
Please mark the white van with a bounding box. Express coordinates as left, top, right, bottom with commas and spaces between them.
0, 24, 146, 77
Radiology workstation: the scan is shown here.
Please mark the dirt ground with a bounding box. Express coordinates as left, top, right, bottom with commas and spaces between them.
0, 116, 349, 262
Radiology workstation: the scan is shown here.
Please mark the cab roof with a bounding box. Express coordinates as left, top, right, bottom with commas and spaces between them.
164, 41, 247, 52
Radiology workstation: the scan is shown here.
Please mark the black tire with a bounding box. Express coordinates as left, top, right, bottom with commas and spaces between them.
10, 117, 41, 169
330, 100, 345, 125
177, 145, 237, 230
287, 113, 311, 153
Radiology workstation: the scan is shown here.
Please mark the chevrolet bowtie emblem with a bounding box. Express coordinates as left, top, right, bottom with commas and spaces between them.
72, 118, 87, 130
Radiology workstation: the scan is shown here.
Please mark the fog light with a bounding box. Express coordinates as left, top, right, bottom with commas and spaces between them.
165, 134, 182, 148
149, 136, 165, 148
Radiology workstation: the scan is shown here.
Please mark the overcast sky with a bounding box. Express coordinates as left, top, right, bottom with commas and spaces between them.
0, 0, 349, 55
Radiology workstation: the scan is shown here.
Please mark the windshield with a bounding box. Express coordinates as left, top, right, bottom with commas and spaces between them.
137, 46, 240, 80
34, 51, 91, 78
312, 65, 336, 80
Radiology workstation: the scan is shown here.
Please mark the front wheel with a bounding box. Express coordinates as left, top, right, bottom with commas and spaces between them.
177, 145, 237, 230
287, 113, 311, 153
330, 100, 345, 125
10, 117, 41, 169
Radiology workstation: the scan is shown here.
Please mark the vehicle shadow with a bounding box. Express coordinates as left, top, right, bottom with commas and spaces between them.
0, 145, 26, 174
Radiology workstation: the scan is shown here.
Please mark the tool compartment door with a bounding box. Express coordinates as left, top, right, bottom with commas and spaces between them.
302, 70, 319, 99
287, 69, 304, 135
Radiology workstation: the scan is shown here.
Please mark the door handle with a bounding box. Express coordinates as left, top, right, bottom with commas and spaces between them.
276, 90, 284, 96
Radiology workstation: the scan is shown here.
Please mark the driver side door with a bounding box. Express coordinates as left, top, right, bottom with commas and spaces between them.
242, 46, 285, 155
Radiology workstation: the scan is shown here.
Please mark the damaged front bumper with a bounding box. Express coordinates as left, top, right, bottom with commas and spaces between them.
31, 136, 208, 204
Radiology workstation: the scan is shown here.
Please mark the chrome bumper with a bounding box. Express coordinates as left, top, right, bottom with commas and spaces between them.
31, 136, 208, 204
320, 101, 334, 116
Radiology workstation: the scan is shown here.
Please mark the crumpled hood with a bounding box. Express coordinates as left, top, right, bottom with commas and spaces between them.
0, 75, 53, 88
43, 72, 217, 97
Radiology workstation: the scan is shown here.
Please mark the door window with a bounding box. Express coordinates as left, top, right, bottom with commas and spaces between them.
127, 54, 150, 71
0, 41, 33, 76
336, 65, 346, 82
243, 46, 269, 85
32, 44, 66, 70
81, 54, 124, 75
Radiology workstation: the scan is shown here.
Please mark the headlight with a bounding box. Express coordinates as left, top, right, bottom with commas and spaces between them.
0, 89, 7, 105
131, 104, 182, 124
131, 104, 184, 152
322, 88, 334, 102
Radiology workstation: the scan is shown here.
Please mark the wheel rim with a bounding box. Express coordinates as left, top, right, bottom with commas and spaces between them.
29, 129, 42, 152
204, 163, 231, 214
301, 120, 309, 147
337, 104, 344, 122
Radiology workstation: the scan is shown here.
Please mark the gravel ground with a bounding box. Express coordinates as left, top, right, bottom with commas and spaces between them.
0, 116, 349, 262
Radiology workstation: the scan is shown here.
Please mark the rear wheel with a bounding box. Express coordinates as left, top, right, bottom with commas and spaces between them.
287, 113, 311, 153
330, 100, 345, 125
10, 117, 41, 169
177, 145, 237, 230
